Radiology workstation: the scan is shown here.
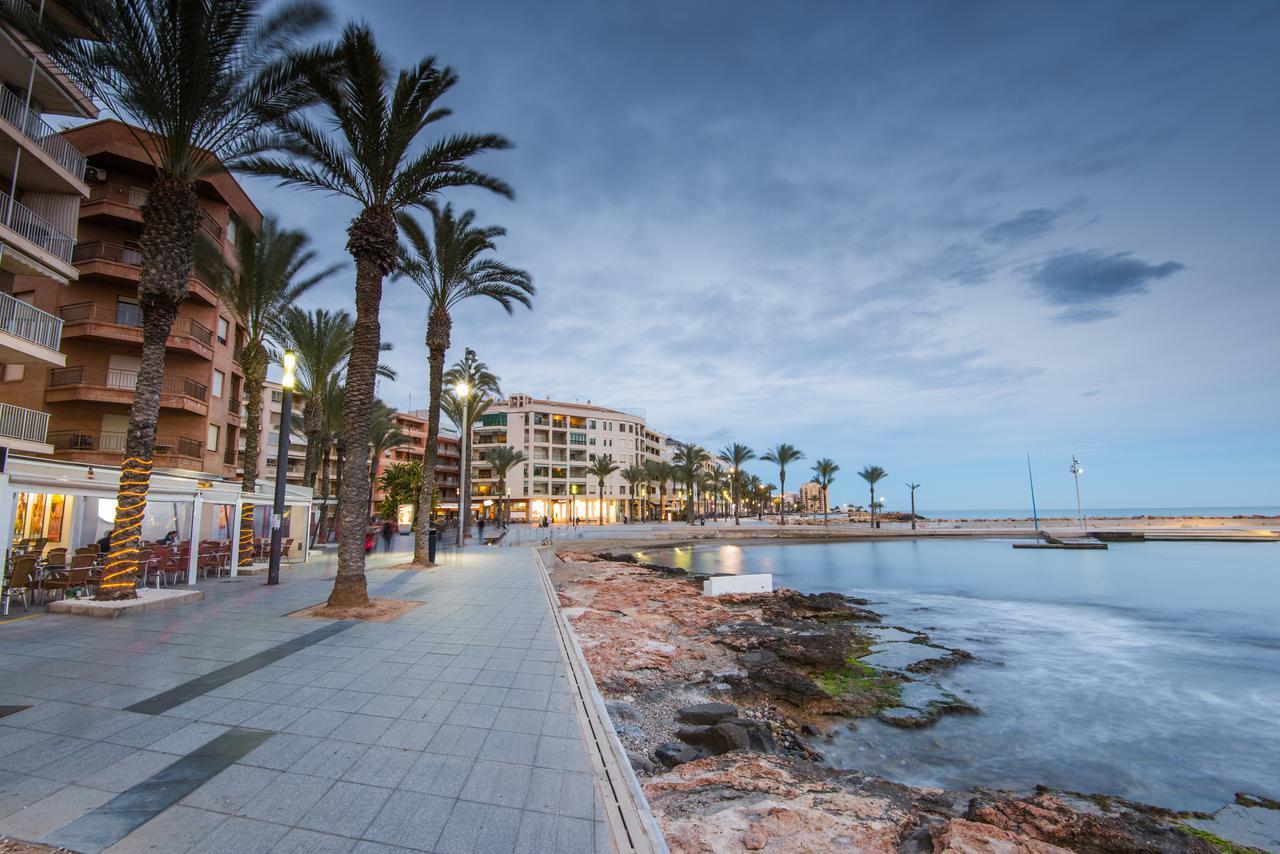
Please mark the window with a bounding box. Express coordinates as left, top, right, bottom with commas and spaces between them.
271, 390, 282, 403
569, 432, 586, 445
211, 369, 225, 398
207, 423, 220, 452
480, 412, 507, 427
1, 364, 24, 381
226, 218, 238, 245
216, 317, 229, 344
588, 420, 596, 430
115, 298, 141, 326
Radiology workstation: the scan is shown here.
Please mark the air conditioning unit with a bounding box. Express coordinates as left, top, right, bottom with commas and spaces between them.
84, 166, 107, 183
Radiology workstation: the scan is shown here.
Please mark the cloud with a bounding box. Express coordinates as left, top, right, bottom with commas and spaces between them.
1053, 306, 1117, 324
1027, 250, 1184, 306
981, 208, 1059, 244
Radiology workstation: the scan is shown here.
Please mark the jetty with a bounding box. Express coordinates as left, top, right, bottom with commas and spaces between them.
1013, 530, 1108, 549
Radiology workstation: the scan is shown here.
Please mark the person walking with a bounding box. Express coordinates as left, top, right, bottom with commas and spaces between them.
476, 516, 486, 543
381, 519, 395, 552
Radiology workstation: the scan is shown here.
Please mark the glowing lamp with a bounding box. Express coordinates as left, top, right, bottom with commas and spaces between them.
281, 349, 297, 390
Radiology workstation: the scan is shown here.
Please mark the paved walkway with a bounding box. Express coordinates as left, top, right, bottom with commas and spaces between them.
0, 545, 610, 853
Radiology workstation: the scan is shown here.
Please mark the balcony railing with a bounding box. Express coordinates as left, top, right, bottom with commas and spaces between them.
48, 366, 209, 402
188, 318, 213, 346
87, 183, 150, 209
0, 188, 74, 262
73, 240, 142, 266
60, 302, 214, 348
199, 208, 222, 241
49, 430, 202, 459
0, 291, 62, 351
0, 401, 49, 444
0, 84, 87, 179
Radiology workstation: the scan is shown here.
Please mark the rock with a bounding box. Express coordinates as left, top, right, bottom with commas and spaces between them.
605, 699, 642, 721
768, 632, 849, 667
615, 722, 645, 741
703, 722, 750, 754
749, 664, 828, 705
675, 724, 711, 745
679, 718, 777, 755
626, 750, 656, 774
933, 818, 1072, 853
743, 826, 768, 849
965, 794, 1218, 852
675, 701, 738, 725
727, 718, 777, 753
654, 741, 704, 768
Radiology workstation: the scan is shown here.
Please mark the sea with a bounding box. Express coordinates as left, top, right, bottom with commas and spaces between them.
911, 506, 1280, 519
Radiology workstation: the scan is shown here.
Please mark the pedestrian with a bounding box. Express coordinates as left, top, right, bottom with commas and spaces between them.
477, 517, 486, 542
381, 519, 395, 552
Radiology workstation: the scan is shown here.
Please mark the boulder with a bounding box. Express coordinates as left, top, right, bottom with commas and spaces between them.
605, 699, 642, 721
749, 665, 829, 705
677, 721, 757, 755
626, 750, 657, 774
726, 718, 777, 753
675, 701, 738, 725
654, 741, 704, 768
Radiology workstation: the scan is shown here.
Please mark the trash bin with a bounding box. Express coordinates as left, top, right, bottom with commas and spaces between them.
428, 528, 438, 563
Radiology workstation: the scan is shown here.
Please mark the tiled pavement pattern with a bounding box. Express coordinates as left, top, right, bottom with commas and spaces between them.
0, 546, 611, 853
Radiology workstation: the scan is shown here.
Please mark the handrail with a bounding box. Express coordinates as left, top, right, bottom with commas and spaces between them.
72, 240, 142, 266
0, 291, 62, 350
48, 366, 209, 401
60, 302, 213, 350
0, 84, 87, 179
0, 401, 49, 444
49, 430, 203, 459
0, 188, 74, 262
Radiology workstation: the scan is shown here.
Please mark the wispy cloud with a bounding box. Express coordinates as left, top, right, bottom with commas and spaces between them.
1027, 250, 1185, 306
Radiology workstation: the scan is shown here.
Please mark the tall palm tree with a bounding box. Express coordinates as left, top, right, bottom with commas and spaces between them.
443, 352, 499, 544
368, 400, 409, 509
585, 455, 620, 526
483, 447, 526, 527
706, 465, 727, 518
311, 376, 343, 544
672, 444, 710, 524
761, 443, 804, 525
859, 465, 889, 528
221, 218, 339, 565
717, 443, 756, 525
642, 460, 674, 522
3, 0, 331, 599
243, 24, 514, 606
906, 482, 921, 530
812, 459, 840, 525
620, 464, 647, 523
398, 208, 532, 565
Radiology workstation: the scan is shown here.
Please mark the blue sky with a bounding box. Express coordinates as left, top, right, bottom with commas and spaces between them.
243, 0, 1280, 511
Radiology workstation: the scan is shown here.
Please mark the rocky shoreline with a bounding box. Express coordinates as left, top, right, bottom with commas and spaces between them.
552, 549, 1261, 853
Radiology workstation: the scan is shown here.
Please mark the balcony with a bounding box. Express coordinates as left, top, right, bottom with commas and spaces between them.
0, 401, 51, 453
0, 189, 76, 281
0, 84, 87, 186
72, 241, 221, 305
49, 430, 204, 469
0, 291, 64, 365
46, 366, 209, 414
58, 301, 215, 358
82, 183, 148, 224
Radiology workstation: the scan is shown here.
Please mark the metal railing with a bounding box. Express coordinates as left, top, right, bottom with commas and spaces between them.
0, 401, 49, 444
72, 240, 142, 266
87, 183, 150, 209
0, 84, 88, 179
49, 430, 203, 460
188, 318, 213, 346
48, 366, 209, 402
0, 290, 62, 350
199, 208, 222, 241
59, 302, 214, 350
0, 188, 74, 262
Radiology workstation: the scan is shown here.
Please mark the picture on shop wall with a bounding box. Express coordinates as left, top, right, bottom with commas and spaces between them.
13, 492, 28, 538
47, 495, 66, 541
29, 494, 46, 538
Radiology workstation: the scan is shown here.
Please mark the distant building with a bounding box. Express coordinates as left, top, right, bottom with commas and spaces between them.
470, 394, 673, 523
369, 409, 460, 520
799, 481, 824, 512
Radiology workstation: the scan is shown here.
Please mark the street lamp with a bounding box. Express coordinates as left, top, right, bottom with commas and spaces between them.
267, 349, 296, 585
455, 381, 470, 547
1069, 455, 1086, 530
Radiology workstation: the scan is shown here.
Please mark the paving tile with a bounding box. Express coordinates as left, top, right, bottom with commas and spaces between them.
106, 715, 191, 749
446, 702, 500, 728
555, 814, 595, 852
433, 799, 521, 854
238, 772, 334, 825
524, 767, 566, 814
92, 750, 181, 794
502, 688, 549, 711
0, 783, 114, 840
103, 804, 227, 853
297, 780, 391, 837
0, 735, 92, 774
281, 708, 350, 738
358, 694, 413, 718
375, 719, 439, 751
240, 703, 309, 732
477, 729, 539, 766
361, 790, 453, 850
201, 699, 272, 726
38, 740, 137, 783
149, 722, 231, 756
400, 697, 456, 723
166, 696, 232, 720
271, 827, 357, 853
341, 746, 418, 788
188, 815, 290, 854
559, 770, 597, 819
181, 764, 280, 813
288, 739, 368, 779
514, 809, 557, 852
425, 724, 486, 758
239, 734, 323, 771
459, 760, 532, 809
316, 690, 374, 713
398, 752, 473, 798
491, 708, 545, 735
333, 713, 396, 745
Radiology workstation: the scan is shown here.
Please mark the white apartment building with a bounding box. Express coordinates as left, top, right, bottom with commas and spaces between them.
236, 379, 307, 486
470, 393, 673, 523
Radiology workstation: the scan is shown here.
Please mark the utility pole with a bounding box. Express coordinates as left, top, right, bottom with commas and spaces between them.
1069, 455, 1086, 531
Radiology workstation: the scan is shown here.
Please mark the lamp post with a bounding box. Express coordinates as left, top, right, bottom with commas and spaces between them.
1069, 455, 1086, 530
267, 350, 295, 586
455, 381, 470, 547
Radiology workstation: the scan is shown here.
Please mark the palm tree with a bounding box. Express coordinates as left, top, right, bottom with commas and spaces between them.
311, 376, 343, 544
398, 208, 533, 563
277, 307, 358, 490
906, 482, 921, 530
672, 444, 710, 524
620, 464, 647, 523
2, 0, 331, 598
642, 460, 675, 522
368, 401, 409, 508
761, 444, 804, 526
706, 465, 727, 518
717, 443, 756, 525
859, 465, 889, 528
376, 461, 421, 521
812, 459, 840, 525
221, 218, 339, 564
585, 455, 620, 525
243, 25, 514, 606
483, 447, 526, 527
443, 352, 499, 544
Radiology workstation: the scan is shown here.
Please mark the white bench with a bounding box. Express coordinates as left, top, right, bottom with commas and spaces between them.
702, 573, 772, 596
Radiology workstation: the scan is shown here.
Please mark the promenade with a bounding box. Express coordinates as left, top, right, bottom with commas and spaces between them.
0, 543, 610, 853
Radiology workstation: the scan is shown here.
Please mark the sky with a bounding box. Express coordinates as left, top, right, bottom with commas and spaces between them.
240, 0, 1280, 511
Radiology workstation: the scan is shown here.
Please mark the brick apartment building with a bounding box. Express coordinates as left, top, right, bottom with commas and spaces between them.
370, 409, 461, 521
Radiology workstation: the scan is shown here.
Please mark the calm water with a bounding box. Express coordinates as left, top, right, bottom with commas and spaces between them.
634, 539, 1280, 811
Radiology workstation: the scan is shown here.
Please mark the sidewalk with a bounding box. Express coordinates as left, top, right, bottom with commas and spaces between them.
0, 546, 610, 853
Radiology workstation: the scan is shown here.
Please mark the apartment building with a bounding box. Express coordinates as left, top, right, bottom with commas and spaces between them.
2, 119, 259, 477
370, 409, 460, 520
237, 379, 307, 486
0, 1, 100, 455
470, 394, 673, 523
799, 481, 823, 512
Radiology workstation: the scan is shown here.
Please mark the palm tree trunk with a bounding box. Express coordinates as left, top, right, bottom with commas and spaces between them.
330, 208, 395, 608
870, 486, 876, 528
779, 471, 787, 525
302, 399, 321, 490
314, 439, 332, 544
414, 307, 450, 565
99, 179, 199, 600
239, 347, 269, 569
